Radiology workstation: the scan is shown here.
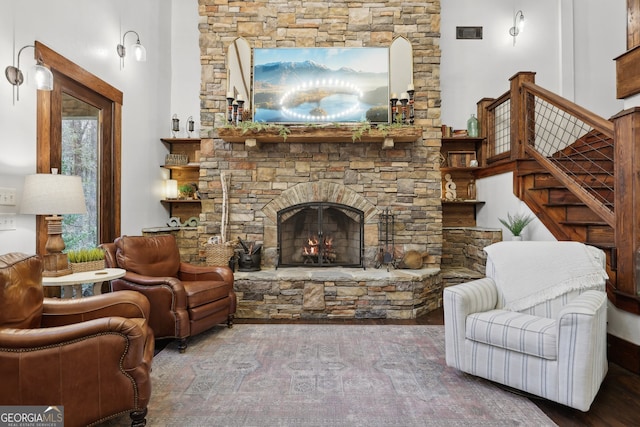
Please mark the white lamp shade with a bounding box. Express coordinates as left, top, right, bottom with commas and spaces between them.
34, 64, 54, 91
518, 13, 525, 32
165, 179, 178, 199
132, 43, 147, 62
20, 173, 87, 215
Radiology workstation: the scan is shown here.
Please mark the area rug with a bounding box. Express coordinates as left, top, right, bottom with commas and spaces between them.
103, 324, 556, 426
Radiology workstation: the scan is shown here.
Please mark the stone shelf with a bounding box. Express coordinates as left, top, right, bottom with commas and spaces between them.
216, 125, 423, 149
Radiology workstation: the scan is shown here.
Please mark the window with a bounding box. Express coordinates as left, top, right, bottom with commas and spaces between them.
61, 93, 100, 250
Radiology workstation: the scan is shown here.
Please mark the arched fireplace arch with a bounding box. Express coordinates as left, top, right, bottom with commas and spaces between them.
262, 181, 378, 224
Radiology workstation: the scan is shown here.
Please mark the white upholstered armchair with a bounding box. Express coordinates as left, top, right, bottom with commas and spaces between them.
444, 241, 609, 411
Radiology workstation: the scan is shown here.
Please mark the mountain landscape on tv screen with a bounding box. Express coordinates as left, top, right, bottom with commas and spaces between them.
253, 59, 389, 123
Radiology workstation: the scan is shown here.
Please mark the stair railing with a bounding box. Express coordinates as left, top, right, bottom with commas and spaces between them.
521, 81, 615, 227
481, 72, 615, 227
481, 91, 511, 163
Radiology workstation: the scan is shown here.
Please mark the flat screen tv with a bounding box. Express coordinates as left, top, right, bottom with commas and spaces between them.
252, 47, 389, 123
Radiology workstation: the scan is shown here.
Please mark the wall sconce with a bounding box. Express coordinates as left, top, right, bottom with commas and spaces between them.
117, 30, 147, 68
5, 44, 54, 104
509, 10, 525, 46
20, 169, 87, 277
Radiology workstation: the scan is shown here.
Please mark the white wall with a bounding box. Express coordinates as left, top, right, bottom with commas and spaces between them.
624, 92, 640, 109
476, 172, 556, 241
0, 0, 198, 254
441, 0, 562, 130
441, 0, 626, 237
572, 0, 627, 118
170, 1, 201, 137
441, 0, 625, 130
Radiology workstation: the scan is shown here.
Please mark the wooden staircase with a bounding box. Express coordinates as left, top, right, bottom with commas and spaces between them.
515, 130, 617, 285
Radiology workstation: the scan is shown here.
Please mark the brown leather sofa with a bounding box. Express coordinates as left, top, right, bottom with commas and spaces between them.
102, 234, 236, 352
0, 252, 154, 427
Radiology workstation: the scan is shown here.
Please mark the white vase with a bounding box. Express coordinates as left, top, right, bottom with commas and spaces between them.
512, 235, 523, 241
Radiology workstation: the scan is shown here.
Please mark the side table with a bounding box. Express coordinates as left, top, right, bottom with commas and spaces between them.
42, 268, 126, 299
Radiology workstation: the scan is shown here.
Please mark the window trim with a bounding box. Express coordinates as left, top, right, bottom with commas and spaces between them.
35, 41, 122, 254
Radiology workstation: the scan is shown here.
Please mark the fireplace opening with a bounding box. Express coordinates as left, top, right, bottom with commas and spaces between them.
277, 202, 364, 268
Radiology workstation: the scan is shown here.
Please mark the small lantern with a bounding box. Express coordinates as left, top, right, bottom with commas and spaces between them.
187, 116, 195, 138
171, 114, 180, 137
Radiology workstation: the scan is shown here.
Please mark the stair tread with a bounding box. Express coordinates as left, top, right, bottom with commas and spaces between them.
550, 157, 612, 161
544, 201, 614, 208
530, 184, 613, 189
544, 202, 587, 207
516, 168, 613, 178
587, 243, 615, 249
518, 170, 613, 177
559, 220, 610, 226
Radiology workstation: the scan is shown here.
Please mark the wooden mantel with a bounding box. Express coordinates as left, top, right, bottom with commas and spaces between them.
215, 125, 423, 149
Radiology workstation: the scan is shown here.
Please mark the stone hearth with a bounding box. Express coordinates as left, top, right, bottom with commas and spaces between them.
233, 267, 441, 320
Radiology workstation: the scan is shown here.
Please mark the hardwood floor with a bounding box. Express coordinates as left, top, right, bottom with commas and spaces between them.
236, 308, 640, 426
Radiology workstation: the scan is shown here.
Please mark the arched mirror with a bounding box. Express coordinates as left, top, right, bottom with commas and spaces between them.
390, 36, 414, 97
227, 37, 251, 113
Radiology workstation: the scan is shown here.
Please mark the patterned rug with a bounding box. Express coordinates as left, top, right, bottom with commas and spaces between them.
103, 324, 556, 426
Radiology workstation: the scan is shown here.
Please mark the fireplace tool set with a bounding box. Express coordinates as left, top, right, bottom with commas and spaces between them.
231, 237, 262, 272
376, 208, 397, 271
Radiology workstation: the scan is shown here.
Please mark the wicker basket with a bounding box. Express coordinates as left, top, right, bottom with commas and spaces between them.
70, 260, 106, 273
165, 153, 189, 165
205, 243, 235, 266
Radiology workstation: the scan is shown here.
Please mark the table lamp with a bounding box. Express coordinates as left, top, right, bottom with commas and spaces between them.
20, 170, 87, 277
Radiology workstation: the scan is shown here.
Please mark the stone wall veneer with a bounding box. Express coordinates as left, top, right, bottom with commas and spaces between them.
197, 0, 442, 271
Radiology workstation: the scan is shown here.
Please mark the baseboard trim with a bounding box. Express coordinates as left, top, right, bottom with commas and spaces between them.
608, 333, 640, 374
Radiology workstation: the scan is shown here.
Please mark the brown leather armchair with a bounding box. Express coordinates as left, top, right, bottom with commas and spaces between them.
0, 252, 154, 427
102, 234, 236, 352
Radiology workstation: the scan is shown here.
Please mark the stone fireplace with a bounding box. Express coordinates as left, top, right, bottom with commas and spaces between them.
195, 1, 443, 319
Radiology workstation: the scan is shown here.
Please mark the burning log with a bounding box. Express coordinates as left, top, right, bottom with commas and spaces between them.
302, 234, 336, 264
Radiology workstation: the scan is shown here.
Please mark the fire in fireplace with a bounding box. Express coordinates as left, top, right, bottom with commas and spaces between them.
302, 235, 336, 264
277, 202, 364, 268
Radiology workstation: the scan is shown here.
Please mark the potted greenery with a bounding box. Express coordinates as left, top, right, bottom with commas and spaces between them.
179, 183, 196, 199
67, 247, 106, 273
498, 212, 535, 240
